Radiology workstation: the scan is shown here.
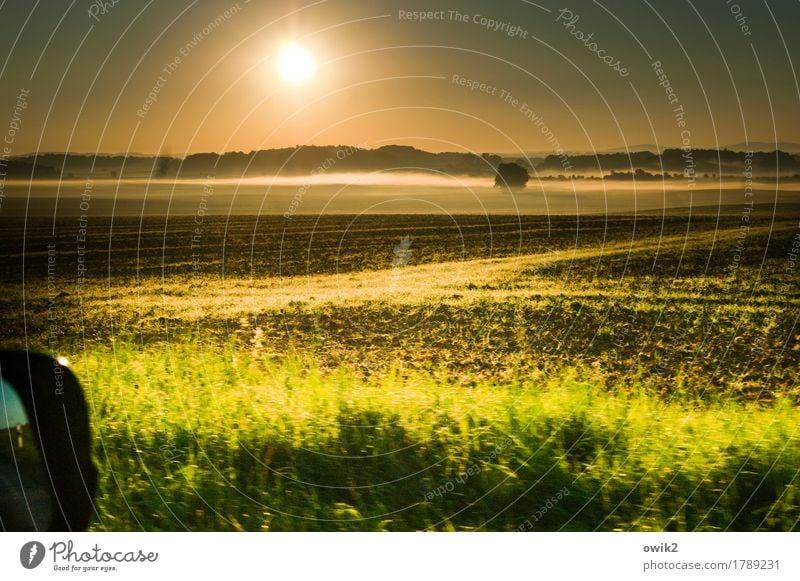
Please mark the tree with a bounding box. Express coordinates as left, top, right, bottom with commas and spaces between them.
494, 162, 530, 188
155, 155, 172, 177
482, 153, 502, 170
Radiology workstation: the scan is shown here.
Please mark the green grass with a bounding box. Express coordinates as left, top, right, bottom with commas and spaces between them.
77, 342, 800, 531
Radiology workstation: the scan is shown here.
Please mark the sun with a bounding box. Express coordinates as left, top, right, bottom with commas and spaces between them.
277, 44, 315, 85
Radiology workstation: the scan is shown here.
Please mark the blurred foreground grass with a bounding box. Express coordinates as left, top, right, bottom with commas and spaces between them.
81, 343, 800, 531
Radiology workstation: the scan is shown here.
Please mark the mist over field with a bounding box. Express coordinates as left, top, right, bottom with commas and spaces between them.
6, 176, 798, 217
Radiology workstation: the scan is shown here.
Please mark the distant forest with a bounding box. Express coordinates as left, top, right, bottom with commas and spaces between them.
2, 144, 798, 180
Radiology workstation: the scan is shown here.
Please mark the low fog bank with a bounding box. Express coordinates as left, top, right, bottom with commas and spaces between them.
2, 177, 798, 217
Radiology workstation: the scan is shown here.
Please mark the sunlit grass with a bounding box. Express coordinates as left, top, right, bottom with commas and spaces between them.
79, 343, 800, 531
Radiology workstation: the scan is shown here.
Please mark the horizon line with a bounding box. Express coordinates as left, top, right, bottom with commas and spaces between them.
9, 141, 800, 159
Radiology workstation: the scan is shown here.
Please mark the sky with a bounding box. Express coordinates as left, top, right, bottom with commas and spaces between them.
0, 0, 798, 156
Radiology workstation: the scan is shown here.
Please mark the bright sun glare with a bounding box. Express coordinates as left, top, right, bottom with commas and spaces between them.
277, 44, 315, 85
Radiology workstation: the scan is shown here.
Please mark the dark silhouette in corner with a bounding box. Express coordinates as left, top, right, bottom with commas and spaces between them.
0, 351, 97, 531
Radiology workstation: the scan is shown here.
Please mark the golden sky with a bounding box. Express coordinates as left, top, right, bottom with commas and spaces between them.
1, 0, 798, 156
